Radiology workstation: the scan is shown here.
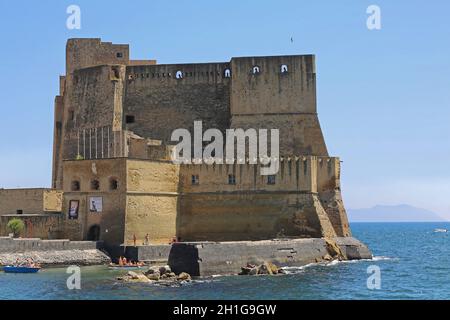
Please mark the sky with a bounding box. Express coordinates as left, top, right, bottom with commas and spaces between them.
0, 0, 449, 218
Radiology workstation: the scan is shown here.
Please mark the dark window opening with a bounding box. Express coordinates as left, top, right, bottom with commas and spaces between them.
191, 175, 199, 185
71, 180, 80, 191
16, 210, 23, 215
112, 67, 120, 79
125, 115, 135, 124
110, 178, 118, 190
69, 110, 74, 121
228, 174, 236, 185
116, 52, 123, 58
91, 180, 100, 190
267, 175, 276, 185
87, 225, 101, 241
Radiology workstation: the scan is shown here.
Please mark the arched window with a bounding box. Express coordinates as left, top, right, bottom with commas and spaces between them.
224, 69, 231, 78
176, 71, 183, 79
71, 180, 80, 191
109, 177, 118, 190
281, 64, 288, 73
252, 66, 260, 74
90, 179, 100, 191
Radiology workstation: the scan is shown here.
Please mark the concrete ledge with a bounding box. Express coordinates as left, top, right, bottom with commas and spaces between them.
0, 249, 110, 266
0, 237, 101, 253
105, 237, 372, 276
168, 237, 372, 276
106, 244, 171, 264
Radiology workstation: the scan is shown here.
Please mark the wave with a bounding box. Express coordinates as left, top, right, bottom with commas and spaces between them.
280, 256, 399, 274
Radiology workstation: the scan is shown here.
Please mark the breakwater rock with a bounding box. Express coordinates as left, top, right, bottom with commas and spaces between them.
117, 265, 192, 286
168, 237, 372, 276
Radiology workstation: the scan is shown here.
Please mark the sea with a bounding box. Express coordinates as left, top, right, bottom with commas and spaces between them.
1, 222, 449, 300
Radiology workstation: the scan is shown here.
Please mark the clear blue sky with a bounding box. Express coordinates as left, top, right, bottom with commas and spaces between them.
0, 0, 449, 217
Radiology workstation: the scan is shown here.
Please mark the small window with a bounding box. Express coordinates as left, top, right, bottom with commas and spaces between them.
69, 110, 75, 121
109, 178, 118, 190
125, 115, 135, 124
224, 69, 231, 78
252, 66, 260, 74
116, 52, 123, 58
281, 64, 288, 73
267, 175, 276, 185
191, 175, 199, 185
228, 174, 236, 185
176, 71, 183, 79
71, 180, 80, 191
16, 210, 23, 215
91, 180, 100, 190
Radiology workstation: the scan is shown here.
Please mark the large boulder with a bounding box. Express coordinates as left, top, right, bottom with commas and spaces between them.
118, 271, 151, 283
159, 265, 171, 275
265, 262, 279, 275
146, 272, 160, 281
177, 272, 192, 281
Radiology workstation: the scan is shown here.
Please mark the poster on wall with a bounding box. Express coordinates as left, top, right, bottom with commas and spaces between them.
68, 200, 79, 219
89, 197, 103, 213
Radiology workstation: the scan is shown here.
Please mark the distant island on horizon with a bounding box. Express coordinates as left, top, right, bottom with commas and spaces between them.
347, 204, 448, 222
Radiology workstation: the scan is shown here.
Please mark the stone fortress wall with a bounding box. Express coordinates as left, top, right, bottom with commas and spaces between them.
1, 38, 352, 247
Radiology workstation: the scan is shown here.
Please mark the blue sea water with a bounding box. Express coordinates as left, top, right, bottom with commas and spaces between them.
1, 222, 450, 300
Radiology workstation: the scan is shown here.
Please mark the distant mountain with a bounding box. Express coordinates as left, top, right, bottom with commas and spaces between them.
347, 204, 447, 222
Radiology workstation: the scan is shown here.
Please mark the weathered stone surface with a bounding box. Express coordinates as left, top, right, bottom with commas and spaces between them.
169, 237, 372, 276
146, 272, 160, 281
118, 271, 151, 283
177, 272, 191, 281
335, 237, 372, 260
0, 249, 110, 266
159, 265, 171, 275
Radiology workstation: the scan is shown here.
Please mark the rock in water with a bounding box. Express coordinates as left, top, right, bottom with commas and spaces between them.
249, 267, 258, 275
258, 264, 269, 275
146, 272, 160, 281
135, 274, 151, 283
119, 271, 151, 283
177, 272, 192, 281
159, 265, 171, 275
265, 262, 279, 274
127, 271, 139, 279
323, 254, 333, 261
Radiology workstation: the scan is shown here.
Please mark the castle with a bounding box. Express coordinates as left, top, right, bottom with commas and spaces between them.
0, 38, 351, 246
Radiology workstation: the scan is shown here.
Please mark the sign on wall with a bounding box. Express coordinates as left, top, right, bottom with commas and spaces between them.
89, 197, 103, 213
68, 200, 79, 219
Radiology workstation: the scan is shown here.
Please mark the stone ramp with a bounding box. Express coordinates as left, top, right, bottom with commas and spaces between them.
0, 237, 110, 266
0, 249, 110, 266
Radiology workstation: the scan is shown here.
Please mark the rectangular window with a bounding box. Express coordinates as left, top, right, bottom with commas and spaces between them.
267, 175, 276, 185
125, 115, 135, 124
191, 175, 199, 185
116, 52, 123, 58
68, 200, 79, 220
228, 174, 236, 185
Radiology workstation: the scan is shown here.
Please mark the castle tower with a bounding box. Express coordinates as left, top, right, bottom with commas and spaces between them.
229, 55, 328, 156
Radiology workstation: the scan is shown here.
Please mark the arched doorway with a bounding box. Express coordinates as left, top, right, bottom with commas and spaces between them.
87, 225, 100, 241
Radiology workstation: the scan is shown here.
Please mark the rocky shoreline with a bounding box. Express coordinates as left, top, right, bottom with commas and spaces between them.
117, 265, 192, 286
